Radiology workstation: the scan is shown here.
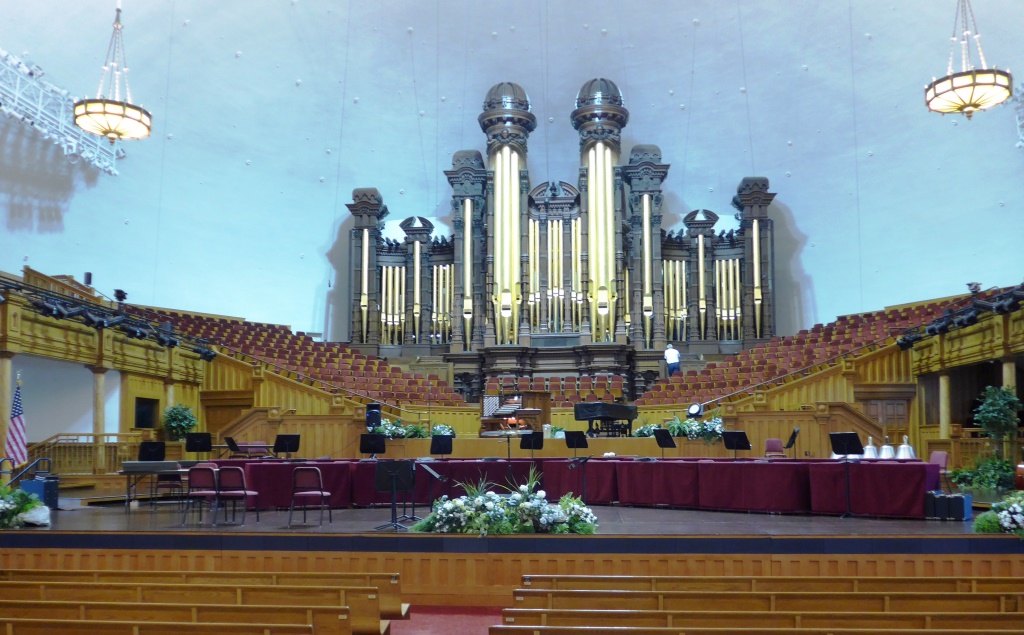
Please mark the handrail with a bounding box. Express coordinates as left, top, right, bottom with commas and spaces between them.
7, 458, 52, 488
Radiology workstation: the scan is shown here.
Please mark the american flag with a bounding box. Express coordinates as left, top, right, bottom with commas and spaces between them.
5, 382, 27, 466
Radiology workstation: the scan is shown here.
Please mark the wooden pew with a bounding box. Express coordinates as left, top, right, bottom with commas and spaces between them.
0, 580, 385, 635
489, 628, 1024, 635
499, 608, 1024, 631
0, 599, 352, 635
0, 568, 408, 619
0, 618, 313, 635
520, 574, 1024, 594
509, 588, 1024, 613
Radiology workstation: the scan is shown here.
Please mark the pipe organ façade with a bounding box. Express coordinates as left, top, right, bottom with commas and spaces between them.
346, 79, 776, 402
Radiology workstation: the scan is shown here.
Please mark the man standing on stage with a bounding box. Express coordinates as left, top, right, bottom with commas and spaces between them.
664, 343, 680, 377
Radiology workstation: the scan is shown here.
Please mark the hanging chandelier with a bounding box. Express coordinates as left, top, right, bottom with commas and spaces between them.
74, 1, 152, 142
925, 0, 1012, 119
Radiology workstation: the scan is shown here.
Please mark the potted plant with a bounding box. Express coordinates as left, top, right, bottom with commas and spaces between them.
973, 386, 1022, 460
162, 404, 198, 442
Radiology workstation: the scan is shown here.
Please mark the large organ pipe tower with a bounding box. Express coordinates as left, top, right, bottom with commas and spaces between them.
346, 79, 777, 402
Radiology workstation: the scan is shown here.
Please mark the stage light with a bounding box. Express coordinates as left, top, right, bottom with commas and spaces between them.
121, 323, 150, 339
925, 317, 952, 336
156, 332, 180, 348
31, 299, 61, 318
953, 308, 978, 328
687, 403, 704, 418
191, 345, 217, 362
897, 333, 924, 350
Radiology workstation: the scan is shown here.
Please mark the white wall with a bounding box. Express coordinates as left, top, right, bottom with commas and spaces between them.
1, 1, 1022, 341
7, 355, 121, 442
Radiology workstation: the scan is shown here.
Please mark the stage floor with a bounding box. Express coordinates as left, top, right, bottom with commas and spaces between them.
25, 501, 977, 537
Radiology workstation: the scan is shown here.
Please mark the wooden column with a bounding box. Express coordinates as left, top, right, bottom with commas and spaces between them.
86, 365, 109, 473
1003, 358, 1017, 390
0, 353, 12, 484
938, 372, 951, 440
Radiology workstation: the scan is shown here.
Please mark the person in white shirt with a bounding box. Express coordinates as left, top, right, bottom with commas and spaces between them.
664, 343, 681, 377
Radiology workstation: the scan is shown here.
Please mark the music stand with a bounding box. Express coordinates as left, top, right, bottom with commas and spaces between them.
272, 434, 300, 459
138, 441, 166, 462
829, 431, 865, 518
184, 432, 212, 455
360, 433, 386, 459
784, 427, 801, 459
722, 430, 752, 460
373, 460, 415, 531
520, 431, 544, 461
652, 428, 676, 460
564, 431, 589, 458
429, 434, 453, 459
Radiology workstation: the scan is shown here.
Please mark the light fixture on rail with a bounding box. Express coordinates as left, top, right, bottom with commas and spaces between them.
687, 403, 704, 418
897, 332, 925, 351
73, 1, 152, 142
190, 345, 217, 362
925, 314, 953, 336
83, 311, 125, 329
952, 307, 979, 328
121, 323, 150, 339
924, 0, 1012, 119
155, 322, 179, 348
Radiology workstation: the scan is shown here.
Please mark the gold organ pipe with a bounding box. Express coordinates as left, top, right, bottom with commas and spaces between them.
604, 144, 616, 337
399, 265, 406, 344
715, 259, 722, 340
752, 218, 762, 338
511, 149, 521, 343
733, 257, 742, 336
698, 236, 706, 338
642, 194, 652, 299
462, 198, 473, 318
360, 228, 369, 341
681, 259, 688, 335
432, 263, 439, 343
413, 241, 421, 318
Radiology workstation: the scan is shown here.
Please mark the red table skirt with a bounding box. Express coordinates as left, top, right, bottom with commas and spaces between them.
231, 457, 937, 518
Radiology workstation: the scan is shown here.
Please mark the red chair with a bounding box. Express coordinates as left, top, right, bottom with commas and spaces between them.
288, 466, 332, 527
929, 450, 951, 493
217, 466, 260, 524
181, 465, 219, 526
764, 438, 786, 458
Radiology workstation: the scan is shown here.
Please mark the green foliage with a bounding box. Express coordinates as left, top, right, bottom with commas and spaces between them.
663, 415, 724, 444
953, 456, 1016, 490
403, 424, 428, 439
457, 476, 495, 499
989, 490, 1024, 537
973, 511, 1002, 534
550, 426, 565, 435
162, 404, 198, 441
973, 386, 1022, 459
0, 485, 44, 529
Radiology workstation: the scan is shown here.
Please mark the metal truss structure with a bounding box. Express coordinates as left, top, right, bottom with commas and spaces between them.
0, 47, 120, 175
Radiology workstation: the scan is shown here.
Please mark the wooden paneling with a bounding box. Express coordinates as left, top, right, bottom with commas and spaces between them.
3, 548, 1023, 607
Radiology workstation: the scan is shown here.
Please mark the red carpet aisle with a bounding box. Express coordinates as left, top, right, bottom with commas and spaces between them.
390, 606, 503, 635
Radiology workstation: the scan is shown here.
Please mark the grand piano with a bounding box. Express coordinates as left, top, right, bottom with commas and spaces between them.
574, 402, 639, 437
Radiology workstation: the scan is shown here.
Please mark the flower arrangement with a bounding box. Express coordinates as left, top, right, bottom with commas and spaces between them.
0, 485, 49, 529
983, 490, 1024, 536
632, 422, 662, 437
664, 416, 724, 444
431, 423, 456, 437
412, 468, 598, 536
371, 418, 428, 439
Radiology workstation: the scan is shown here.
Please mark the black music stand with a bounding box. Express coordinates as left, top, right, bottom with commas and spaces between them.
520, 431, 544, 461
429, 434, 453, 459
722, 430, 752, 460
272, 434, 300, 459
185, 432, 212, 455
784, 427, 801, 459
653, 428, 676, 460
829, 432, 864, 518
564, 431, 589, 458
417, 459, 449, 512
373, 460, 415, 531
138, 441, 166, 462
360, 433, 386, 459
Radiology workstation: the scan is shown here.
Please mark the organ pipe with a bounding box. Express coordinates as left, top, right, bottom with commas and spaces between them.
752, 218, 762, 338
698, 235, 706, 339
360, 228, 369, 341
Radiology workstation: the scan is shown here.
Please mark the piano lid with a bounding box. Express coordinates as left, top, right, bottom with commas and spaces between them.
573, 402, 638, 422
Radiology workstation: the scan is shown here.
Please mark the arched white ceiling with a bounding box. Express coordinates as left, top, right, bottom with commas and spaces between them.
1, 0, 1022, 340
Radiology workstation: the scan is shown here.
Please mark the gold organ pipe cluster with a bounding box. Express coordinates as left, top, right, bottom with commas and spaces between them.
431, 264, 454, 344
491, 145, 521, 344
571, 217, 582, 331
528, 218, 539, 328
752, 218, 762, 338
715, 258, 742, 340
547, 218, 564, 332
413, 241, 422, 322
586, 141, 617, 342
663, 259, 687, 341
360, 228, 369, 341
380, 265, 405, 345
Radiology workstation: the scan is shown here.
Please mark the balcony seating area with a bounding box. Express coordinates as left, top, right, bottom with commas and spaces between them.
635, 300, 953, 407
135, 308, 465, 407
484, 374, 627, 407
